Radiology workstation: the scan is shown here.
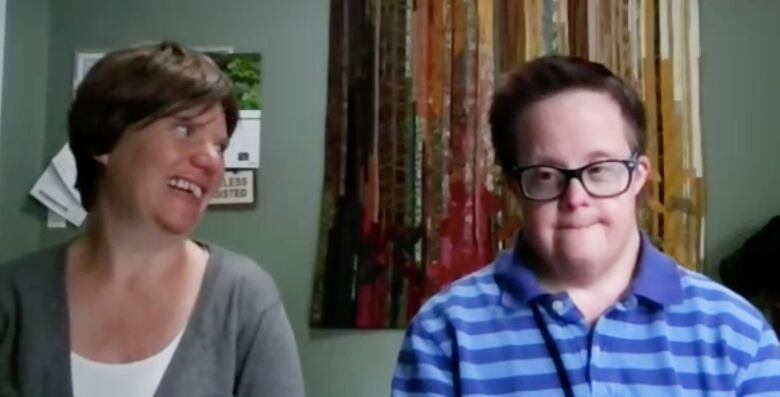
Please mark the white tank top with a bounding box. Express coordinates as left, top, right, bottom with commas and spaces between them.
70, 329, 185, 397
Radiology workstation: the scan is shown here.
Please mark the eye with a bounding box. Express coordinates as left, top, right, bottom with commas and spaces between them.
587, 165, 605, 175
173, 125, 193, 138
585, 162, 623, 182
536, 171, 554, 181
527, 168, 560, 184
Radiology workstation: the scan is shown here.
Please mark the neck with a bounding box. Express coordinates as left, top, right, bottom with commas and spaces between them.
72, 209, 194, 283
537, 231, 642, 325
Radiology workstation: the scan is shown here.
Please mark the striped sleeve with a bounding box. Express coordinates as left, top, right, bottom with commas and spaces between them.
735, 322, 780, 396
391, 309, 456, 397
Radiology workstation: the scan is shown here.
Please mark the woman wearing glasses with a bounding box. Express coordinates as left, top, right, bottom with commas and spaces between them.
392, 56, 780, 396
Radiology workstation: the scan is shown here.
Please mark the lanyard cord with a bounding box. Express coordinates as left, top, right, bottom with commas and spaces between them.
531, 304, 575, 397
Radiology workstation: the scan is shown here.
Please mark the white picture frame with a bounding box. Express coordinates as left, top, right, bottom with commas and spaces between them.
192, 46, 234, 54
73, 52, 105, 90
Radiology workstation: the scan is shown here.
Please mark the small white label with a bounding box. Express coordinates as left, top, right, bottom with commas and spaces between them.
210, 170, 254, 205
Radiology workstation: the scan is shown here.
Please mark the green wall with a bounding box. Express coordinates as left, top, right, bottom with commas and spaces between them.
700, 0, 780, 275
0, 0, 49, 262
1, 0, 780, 396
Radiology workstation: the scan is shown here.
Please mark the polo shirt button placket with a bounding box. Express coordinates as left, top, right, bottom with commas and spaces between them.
552, 300, 565, 315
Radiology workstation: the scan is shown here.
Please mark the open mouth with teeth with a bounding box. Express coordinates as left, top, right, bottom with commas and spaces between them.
167, 177, 204, 199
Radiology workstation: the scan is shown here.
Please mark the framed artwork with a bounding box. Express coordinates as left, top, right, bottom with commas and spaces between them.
73, 52, 104, 90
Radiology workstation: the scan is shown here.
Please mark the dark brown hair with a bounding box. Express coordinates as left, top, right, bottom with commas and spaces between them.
489, 55, 646, 176
69, 40, 239, 211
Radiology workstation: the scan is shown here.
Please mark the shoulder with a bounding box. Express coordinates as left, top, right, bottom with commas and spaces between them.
0, 244, 66, 293
676, 268, 767, 325
674, 268, 772, 347
423, 264, 500, 312
411, 262, 501, 334
0, 244, 67, 346
203, 243, 281, 312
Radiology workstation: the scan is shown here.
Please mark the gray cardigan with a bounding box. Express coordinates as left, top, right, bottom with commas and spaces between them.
0, 243, 306, 397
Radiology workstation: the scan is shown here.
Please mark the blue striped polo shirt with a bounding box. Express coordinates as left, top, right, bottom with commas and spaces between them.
391, 236, 780, 396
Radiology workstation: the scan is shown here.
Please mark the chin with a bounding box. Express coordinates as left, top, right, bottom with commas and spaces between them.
169, 192, 212, 224
156, 210, 203, 236
158, 221, 198, 237
553, 247, 607, 269
554, 222, 606, 242
549, 226, 610, 263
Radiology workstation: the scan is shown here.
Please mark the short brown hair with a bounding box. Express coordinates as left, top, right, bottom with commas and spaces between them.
489, 55, 646, 176
69, 40, 239, 211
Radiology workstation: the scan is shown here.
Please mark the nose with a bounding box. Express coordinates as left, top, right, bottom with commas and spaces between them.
191, 140, 223, 175
559, 177, 590, 210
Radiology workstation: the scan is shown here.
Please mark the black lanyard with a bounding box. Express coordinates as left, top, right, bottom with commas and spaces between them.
531, 304, 575, 397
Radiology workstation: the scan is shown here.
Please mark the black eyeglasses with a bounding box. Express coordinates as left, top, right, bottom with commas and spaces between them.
512, 154, 639, 201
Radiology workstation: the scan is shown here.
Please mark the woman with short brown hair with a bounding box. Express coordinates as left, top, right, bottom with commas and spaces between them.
0, 41, 305, 397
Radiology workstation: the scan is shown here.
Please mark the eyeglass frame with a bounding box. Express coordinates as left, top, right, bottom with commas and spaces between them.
510, 153, 641, 201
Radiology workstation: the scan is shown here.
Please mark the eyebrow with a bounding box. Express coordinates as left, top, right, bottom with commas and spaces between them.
524, 150, 631, 167
172, 114, 219, 127
171, 104, 215, 121
583, 150, 630, 161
